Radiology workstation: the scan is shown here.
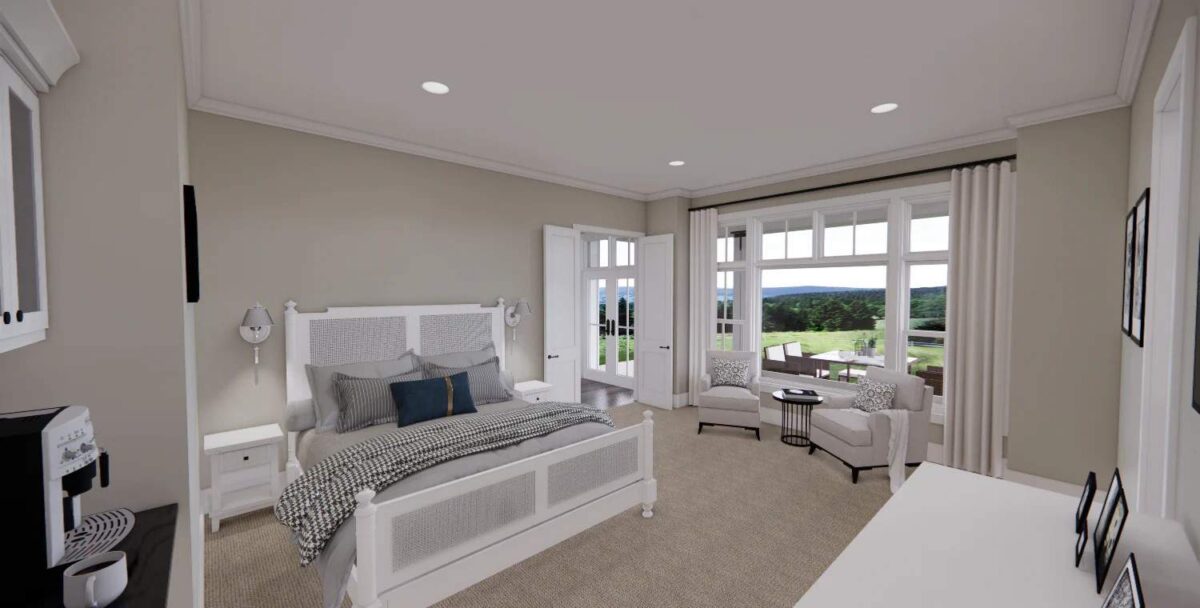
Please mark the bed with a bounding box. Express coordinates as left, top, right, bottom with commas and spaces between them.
281, 300, 657, 608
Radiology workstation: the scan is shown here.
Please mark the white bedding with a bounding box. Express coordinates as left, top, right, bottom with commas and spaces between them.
296, 400, 614, 608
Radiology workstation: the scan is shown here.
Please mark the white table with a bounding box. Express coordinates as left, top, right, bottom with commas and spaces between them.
811, 350, 919, 369
796, 464, 1200, 607
204, 423, 284, 532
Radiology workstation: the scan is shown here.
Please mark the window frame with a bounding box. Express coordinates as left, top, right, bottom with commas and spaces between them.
715, 182, 950, 417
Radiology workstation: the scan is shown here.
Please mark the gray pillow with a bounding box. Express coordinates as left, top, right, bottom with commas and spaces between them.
305, 350, 418, 432
285, 400, 317, 432
334, 370, 423, 433
424, 356, 510, 405
711, 357, 751, 388
852, 378, 897, 413
416, 343, 496, 370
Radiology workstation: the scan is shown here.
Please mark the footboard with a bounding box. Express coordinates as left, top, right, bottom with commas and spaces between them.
349, 411, 657, 608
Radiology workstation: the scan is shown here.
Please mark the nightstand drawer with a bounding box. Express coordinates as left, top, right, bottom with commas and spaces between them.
526, 392, 548, 403
219, 445, 271, 473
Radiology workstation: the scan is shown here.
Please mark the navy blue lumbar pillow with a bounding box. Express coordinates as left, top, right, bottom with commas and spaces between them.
390, 371, 476, 427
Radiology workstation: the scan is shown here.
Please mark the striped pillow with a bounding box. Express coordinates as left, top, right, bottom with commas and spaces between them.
423, 356, 510, 405
334, 370, 423, 433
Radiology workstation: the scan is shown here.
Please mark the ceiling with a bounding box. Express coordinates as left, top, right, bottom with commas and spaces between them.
183, 0, 1156, 201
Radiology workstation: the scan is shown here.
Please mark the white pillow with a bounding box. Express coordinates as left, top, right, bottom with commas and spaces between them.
852, 378, 897, 413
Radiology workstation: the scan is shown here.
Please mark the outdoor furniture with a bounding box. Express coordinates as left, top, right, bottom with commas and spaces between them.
807, 368, 932, 483
791, 355, 833, 379
811, 351, 919, 383
697, 350, 762, 440
917, 365, 944, 396
762, 344, 791, 374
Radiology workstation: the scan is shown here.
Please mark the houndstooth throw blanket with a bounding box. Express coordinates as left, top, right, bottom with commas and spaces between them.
275, 403, 613, 565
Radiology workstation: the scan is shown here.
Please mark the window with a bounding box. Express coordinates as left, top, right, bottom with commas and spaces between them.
761, 266, 886, 381
715, 183, 952, 392
587, 237, 609, 268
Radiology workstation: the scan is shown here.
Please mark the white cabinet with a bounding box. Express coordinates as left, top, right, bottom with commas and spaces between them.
0, 55, 48, 354
204, 424, 284, 533
513, 380, 553, 403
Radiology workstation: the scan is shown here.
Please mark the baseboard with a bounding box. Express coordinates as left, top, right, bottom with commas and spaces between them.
926, 442, 944, 465
201, 470, 286, 516
672, 392, 689, 408
1002, 466, 1085, 498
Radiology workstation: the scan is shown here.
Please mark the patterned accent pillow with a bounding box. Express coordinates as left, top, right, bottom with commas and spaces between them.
334, 369, 423, 433
710, 357, 751, 388
423, 356, 510, 405
852, 378, 898, 413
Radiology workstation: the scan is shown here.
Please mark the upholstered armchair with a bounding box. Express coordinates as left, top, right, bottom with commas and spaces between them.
808, 368, 932, 482
697, 350, 762, 440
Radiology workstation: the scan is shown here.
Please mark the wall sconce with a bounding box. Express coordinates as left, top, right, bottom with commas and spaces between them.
501, 298, 534, 341
239, 303, 274, 385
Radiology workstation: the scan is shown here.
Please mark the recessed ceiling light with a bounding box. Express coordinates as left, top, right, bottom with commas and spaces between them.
870, 102, 899, 114
668, 160, 686, 167
422, 81, 450, 95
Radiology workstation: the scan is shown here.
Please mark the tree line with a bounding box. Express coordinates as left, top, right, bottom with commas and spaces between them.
759, 287, 945, 332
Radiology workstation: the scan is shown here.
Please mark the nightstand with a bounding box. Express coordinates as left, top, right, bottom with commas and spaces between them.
513, 380, 553, 403
204, 423, 283, 532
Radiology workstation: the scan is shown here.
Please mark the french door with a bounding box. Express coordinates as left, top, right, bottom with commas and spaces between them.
583, 236, 637, 389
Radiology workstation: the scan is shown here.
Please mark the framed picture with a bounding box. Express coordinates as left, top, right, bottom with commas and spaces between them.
1100, 554, 1146, 608
1094, 469, 1130, 593
1129, 189, 1150, 346
1075, 525, 1088, 568
1122, 207, 1135, 336
1194, 243, 1200, 415
1076, 470, 1097, 535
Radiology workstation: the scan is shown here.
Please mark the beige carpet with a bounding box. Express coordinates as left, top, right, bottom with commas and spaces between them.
205, 405, 892, 608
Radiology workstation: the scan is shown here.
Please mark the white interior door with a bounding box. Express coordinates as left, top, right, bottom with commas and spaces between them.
636, 234, 674, 409
544, 225, 581, 402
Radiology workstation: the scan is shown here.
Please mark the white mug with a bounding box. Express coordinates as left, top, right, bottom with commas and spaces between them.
63, 551, 127, 608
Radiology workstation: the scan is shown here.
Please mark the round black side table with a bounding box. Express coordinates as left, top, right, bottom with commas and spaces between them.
772, 390, 823, 447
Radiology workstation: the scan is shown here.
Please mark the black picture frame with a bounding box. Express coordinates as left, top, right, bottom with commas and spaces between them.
1094, 469, 1130, 593
1075, 526, 1088, 568
1122, 207, 1135, 336
1193, 242, 1200, 415
1100, 553, 1146, 608
1128, 189, 1150, 346
1076, 471, 1097, 535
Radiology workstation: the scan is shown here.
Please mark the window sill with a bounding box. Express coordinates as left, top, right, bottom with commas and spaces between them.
760, 372, 947, 425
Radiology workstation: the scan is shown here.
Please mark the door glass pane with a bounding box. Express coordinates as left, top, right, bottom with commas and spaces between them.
587, 279, 606, 370
616, 278, 635, 377
761, 220, 786, 260
822, 212, 854, 257
11, 90, 39, 313
786, 215, 813, 259
616, 239, 630, 266
909, 264, 947, 330
910, 201, 950, 252
854, 208, 888, 255
587, 237, 609, 268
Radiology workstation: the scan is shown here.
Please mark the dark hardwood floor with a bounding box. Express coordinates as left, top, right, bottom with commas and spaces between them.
580, 378, 635, 409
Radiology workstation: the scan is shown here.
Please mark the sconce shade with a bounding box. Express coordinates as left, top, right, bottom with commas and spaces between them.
241, 304, 274, 329
514, 299, 533, 316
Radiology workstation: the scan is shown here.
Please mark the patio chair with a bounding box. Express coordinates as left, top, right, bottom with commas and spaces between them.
762, 344, 791, 374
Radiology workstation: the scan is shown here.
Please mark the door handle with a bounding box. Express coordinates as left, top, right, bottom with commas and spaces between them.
547, 354, 560, 359
659, 345, 671, 349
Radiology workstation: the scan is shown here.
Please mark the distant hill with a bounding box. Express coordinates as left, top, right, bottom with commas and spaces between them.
716, 286, 874, 299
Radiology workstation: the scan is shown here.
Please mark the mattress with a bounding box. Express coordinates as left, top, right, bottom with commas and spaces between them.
295, 400, 614, 608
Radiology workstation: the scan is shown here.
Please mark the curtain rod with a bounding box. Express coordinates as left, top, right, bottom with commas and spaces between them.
690, 154, 1017, 212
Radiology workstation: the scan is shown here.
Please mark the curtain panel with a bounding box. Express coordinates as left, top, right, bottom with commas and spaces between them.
945, 162, 1014, 477
688, 209, 718, 405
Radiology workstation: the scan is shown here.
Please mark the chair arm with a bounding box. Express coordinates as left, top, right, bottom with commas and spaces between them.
749, 375, 761, 395
700, 373, 712, 393
816, 393, 854, 410
867, 411, 892, 445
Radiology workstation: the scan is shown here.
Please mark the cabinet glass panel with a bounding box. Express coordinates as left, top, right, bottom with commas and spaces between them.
10, 90, 39, 314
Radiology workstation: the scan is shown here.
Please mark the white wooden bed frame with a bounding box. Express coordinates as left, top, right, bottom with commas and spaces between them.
283, 300, 657, 608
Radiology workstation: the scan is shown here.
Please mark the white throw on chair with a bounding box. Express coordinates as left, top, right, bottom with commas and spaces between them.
807, 368, 931, 483
696, 350, 761, 440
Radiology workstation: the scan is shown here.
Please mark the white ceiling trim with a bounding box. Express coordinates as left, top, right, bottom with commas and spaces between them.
178, 0, 1160, 202
677, 128, 1017, 200
191, 96, 653, 200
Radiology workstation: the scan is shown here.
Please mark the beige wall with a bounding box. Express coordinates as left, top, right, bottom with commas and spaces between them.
1120, 0, 1200, 553
0, 0, 195, 604
1008, 108, 1131, 482
645, 196, 691, 396
189, 111, 646, 481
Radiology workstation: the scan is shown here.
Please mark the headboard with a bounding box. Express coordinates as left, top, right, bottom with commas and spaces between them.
283, 299, 507, 415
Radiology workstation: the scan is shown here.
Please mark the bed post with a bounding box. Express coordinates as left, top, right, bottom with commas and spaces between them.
284, 300, 303, 482
353, 489, 381, 608
641, 410, 657, 518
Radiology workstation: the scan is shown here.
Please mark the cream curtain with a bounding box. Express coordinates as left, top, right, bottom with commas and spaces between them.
688, 209, 718, 405
945, 162, 1014, 477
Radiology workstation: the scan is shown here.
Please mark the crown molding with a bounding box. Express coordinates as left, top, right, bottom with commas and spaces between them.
1005, 93, 1129, 129
684, 128, 1017, 200
191, 96, 653, 201
644, 188, 691, 201
1118, 0, 1161, 103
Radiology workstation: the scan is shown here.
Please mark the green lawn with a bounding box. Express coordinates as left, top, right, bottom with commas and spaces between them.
596, 335, 635, 366
761, 330, 943, 375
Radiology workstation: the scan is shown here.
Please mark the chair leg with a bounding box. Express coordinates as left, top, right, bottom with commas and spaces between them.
808, 444, 816, 455
697, 422, 703, 434
851, 468, 860, 484
755, 428, 761, 441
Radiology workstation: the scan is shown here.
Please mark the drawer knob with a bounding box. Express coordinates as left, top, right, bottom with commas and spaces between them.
15, 310, 23, 323
2, 312, 8, 324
